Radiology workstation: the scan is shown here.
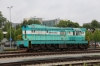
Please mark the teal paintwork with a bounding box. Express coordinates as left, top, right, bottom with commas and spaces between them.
17, 40, 88, 47
16, 40, 28, 47
31, 40, 88, 44
16, 24, 88, 47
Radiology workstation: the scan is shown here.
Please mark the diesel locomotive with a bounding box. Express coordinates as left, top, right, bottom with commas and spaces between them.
16, 24, 88, 51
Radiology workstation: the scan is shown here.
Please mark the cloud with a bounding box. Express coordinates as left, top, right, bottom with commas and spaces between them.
0, 0, 100, 26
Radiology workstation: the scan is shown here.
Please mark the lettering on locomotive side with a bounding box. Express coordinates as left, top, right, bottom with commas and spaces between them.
23, 30, 62, 35
48, 32, 58, 34
48, 31, 61, 35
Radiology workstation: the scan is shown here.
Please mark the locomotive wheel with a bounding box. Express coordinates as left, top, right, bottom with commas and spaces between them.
27, 48, 33, 52
83, 44, 88, 49
40, 44, 46, 51
67, 44, 74, 50
32, 45, 41, 51
78, 44, 84, 50
52, 44, 59, 51
73, 44, 78, 49
46, 44, 51, 49
65, 45, 68, 50
17, 46, 20, 50
50, 45, 56, 51
54, 44, 59, 49
45, 44, 55, 51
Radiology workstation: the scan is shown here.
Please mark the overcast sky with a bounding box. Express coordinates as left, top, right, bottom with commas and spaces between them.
0, 0, 100, 26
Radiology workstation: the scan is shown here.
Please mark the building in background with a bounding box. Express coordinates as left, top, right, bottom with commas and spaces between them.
1, 32, 8, 43
42, 19, 60, 27
24, 17, 68, 27
30, 17, 42, 24
83, 22, 100, 25
12, 23, 21, 27
24, 17, 42, 24
83, 23, 91, 25
42, 19, 69, 27
24, 18, 30, 21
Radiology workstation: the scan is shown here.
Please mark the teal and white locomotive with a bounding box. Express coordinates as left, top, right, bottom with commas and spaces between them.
16, 24, 88, 51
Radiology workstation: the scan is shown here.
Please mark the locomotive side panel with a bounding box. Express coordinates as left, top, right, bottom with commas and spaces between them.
22, 25, 66, 41
17, 24, 88, 51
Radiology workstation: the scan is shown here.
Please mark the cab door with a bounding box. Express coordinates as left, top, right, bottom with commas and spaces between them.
28, 41, 32, 48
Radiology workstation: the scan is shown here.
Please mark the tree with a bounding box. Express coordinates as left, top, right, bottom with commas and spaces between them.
73, 22, 80, 28
56, 20, 80, 27
15, 28, 22, 40
0, 30, 3, 41
98, 24, 100, 28
56, 20, 68, 27
91, 20, 99, 28
15, 24, 21, 30
0, 11, 7, 28
6, 27, 15, 41
16, 34, 22, 40
21, 19, 41, 26
85, 29, 100, 48
6, 26, 22, 41
82, 20, 100, 30
33, 20, 41, 24
85, 30, 93, 47
93, 29, 100, 48
83, 24, 91, 29
28, 19, 41, 25
67, 21, 74, 27
2, 21, 12, 31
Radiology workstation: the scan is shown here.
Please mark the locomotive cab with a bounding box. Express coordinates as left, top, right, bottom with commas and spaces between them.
67, 28, 85, 41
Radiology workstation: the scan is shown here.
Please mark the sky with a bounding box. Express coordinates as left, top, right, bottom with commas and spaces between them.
0, 0, 100, 26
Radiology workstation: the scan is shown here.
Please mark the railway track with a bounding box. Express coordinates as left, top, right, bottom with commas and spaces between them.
0, 48, 99, 55
0, 55, 100, 66
0, 50, 100, 58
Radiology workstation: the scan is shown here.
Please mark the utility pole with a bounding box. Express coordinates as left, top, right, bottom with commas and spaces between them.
7, 6, 13, 48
